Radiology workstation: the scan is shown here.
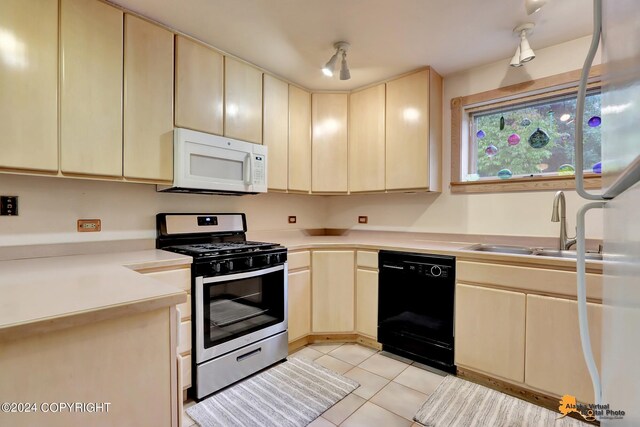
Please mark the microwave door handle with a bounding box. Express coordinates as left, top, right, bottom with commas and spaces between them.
244, 153, 253, 186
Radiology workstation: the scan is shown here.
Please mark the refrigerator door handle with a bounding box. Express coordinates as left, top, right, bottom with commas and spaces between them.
576, 202, 606, 408
576, 0, 607, 201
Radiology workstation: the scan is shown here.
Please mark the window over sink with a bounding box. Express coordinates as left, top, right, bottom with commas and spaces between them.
450, 66, 602, 193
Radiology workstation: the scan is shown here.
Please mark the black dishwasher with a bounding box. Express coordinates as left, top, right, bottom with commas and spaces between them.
378, 250, 456, 373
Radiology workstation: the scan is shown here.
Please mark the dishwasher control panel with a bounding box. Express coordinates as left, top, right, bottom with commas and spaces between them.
406, 261, 452, 278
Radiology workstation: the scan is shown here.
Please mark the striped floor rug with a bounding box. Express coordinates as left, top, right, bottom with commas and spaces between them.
186, 357, 359, 427
414, 376, 591, 427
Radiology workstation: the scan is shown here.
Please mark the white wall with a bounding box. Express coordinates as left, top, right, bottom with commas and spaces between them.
0, 174, 326, 246
326, 36, 604, 239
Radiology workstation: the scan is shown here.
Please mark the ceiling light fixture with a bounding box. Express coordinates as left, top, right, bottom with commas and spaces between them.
322, 41, 351, 80
525, 0, 547, 15
510, 23, 536, 67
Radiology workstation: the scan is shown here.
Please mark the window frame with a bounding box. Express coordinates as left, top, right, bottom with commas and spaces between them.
450, 65, 603, 194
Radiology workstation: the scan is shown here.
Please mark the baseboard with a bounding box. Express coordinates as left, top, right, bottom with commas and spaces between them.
457, 367, 599, 426
287, 333, 382, 354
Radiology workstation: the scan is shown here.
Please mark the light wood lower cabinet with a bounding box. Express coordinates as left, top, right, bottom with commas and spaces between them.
123, 14, 174, 182
525, 295, 602, 403
356, 269, 378, 339
311, 251, 355, 332
288, 269, 311, 342
60, 0, 123, 177
0, 0, 58, 173
455, 283, 526, 383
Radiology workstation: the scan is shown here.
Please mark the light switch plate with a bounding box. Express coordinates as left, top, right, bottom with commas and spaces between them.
358, 216, 368, 224
288, 216, 297, 224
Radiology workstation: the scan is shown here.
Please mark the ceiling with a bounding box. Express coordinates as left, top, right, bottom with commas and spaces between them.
113, 0, 593, 90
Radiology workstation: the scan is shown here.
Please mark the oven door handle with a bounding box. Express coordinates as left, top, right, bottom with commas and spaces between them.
201, 264, 285, 284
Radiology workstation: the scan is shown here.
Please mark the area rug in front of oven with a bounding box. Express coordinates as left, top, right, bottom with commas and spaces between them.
186, 357, 359, 427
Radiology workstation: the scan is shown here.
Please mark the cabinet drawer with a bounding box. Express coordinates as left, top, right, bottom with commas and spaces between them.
457, 261, 602, 300
179, 354, 191, 390
356, 251, 378, 269
288, 251, 310, 270
177, 294, 191, 320
178, 320, 191, 355
144, 268, 191, 291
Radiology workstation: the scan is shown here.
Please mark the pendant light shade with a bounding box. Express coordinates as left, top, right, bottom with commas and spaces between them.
340, 52, 350, 80
322, 41, 351, 80
509, 23, 536, 67
510, 45, 523, 67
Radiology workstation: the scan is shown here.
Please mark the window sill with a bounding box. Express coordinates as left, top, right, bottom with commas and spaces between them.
450, 174, 601, 194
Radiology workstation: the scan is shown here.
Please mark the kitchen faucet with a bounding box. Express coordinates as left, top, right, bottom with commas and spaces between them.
551, 191, 577, 250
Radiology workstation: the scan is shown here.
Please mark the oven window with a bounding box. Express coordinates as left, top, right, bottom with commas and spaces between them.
202, 269, 285, 348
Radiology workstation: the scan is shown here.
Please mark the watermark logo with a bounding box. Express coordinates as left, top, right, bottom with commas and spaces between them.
558, 394, 625, 421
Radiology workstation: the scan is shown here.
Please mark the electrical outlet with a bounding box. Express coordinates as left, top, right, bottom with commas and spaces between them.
1, 196, 18, 216
288, 216, 297, 224
358, 216, 368, 224
77, 219, 101, 232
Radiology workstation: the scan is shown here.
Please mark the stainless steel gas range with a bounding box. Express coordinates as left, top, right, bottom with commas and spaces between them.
157, 213, 288, 400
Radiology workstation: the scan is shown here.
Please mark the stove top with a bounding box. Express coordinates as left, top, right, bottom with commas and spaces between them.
164, 241, 280, 258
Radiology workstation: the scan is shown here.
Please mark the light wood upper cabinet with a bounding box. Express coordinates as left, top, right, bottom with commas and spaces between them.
311, 93, 348, 193
349, 84, 385, 192
525, 295, 602, 403
224, 57, 262, 144
123, 14, 174, 182
174, 36, 224, 136
312, 251, 355, 332
288, 269, 311, 342
356, 269, 378, 339
60, 0, 123, 177
288, 86, 311, 192
263, 75, 289, 191
0, 0, 58, 172
385, 68, 442, 191
455, 283, 526, 383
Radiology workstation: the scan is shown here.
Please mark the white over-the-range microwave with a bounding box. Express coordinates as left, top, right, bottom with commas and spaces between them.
157, 128, 267, 195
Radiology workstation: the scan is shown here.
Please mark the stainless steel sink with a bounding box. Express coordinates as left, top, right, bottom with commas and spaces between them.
533, 249, 603, 261
465, 244, 603, 260
464, 244, 535, 255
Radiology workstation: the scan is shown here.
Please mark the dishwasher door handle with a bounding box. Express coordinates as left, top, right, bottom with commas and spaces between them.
382, 264, 404, 270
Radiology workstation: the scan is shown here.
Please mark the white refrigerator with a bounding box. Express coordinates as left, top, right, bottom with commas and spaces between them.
575, 1, 640, 425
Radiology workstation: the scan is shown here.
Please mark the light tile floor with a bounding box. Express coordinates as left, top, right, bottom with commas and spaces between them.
182, 342, 447, 427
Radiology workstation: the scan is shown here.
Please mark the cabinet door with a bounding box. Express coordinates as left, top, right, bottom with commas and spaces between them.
123, 14, 173, 182
263, 75, 289, 191
385, 69, 430, 190
224, 57, 262, 144
0, 0, 58, 172
311, 93, 348, 193
60, 0, 123, 177
288, 269, 311, 342
312, 251, 355, 332
174, 36, 224, 135
525, 295, 602, 403
356, 269, 378, 338
288, 86, 311, 192
455, 283, 526, 383
349, 84, 385, 192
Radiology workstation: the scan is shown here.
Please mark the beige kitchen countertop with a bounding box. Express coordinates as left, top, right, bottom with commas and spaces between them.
0, 250, 192, 342
247, 229, 603, 272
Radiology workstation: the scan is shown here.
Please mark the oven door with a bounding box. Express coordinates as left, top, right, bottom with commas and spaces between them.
194, 264, 287, 363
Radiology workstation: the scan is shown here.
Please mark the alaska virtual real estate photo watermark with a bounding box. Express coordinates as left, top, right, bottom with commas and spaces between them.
1, 401, 111, 414
559, 394, 626, 422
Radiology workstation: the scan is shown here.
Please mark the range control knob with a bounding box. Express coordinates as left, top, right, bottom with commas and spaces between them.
226, 260, 234, 271
430, 265, 442, 277
245, 257, 254, 268
212, 262, 222, 273
265, 254, 272, 265
274, 253, 281, 263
